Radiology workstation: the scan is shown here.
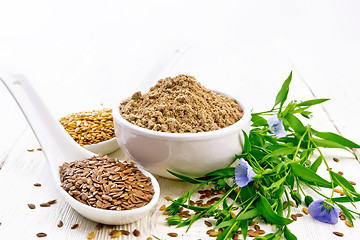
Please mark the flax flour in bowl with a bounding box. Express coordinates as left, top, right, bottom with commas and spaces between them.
119, 74, 244, 133
113, 74, 251, 178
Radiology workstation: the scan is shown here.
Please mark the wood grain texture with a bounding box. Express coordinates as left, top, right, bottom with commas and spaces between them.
1, 1, 360, 239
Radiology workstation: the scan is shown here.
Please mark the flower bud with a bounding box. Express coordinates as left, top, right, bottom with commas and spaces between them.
305, 195, 314, 207
291, 191, 302, 207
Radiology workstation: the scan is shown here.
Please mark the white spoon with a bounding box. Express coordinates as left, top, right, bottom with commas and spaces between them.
0, 72, 160, 225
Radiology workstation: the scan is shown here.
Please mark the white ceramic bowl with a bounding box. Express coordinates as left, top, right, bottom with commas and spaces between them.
82, 137, 120, 155
112, 92, 251, 179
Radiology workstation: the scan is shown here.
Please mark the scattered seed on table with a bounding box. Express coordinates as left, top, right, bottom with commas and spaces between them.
36, 233, 47, 238
71, 224, 79, 229
345, 220, 353, 227
109, 230, 119, 235
120, 230, 130, 235
209, 231, 219, 237
133, 229, 140, 237
34, 183, 42, 187
57, 221, 63, 228
96, 223, 104, 230
334, 189, 344, 194
107, 225, 116, 229
27, 204, 36, 209
204, 220, 212, 227
256, 230, 266, 235
249, 232, 260, 237
249, 220, 258, 226
254, 224, 260, 230
37, 148, 42, 151
200, 195, 206, 199
27, 149, 34, 152
340, 215, 346, 221
333, 157, 340, 162
162, 211, 169, 215
295, 213, 303, 217
165, 196, 173, 201
146, 237, 152, 240
291, 214, 297, 221
47, 199, 56, 205
302, 207, 309, 214
168, 232, 178, 237
338, 171, 344, 176
159, 205, 166, 211
349, 181, 356, 185
289, 201, 295, 207
206, 229, 212, 234
111, 231, 122, 238
88, 232, 95, 239
40, 203, 51, 207
333, 232, 344, 237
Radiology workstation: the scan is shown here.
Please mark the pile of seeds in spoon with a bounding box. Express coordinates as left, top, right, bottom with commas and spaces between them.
59, 154, 154, 210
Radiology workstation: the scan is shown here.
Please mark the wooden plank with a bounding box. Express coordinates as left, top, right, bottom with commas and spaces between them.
1, 43, 359, 240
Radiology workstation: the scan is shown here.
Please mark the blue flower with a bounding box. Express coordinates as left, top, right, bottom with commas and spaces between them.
308, 199, 339, 224
267, 114, 287, 138
235, 158, 256, 188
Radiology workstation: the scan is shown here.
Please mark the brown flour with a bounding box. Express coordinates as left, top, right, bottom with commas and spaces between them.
119, 74, 243, 133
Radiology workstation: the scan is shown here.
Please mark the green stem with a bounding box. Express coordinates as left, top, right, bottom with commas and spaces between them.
292, 129, 308, 162
310, 138, 335, 199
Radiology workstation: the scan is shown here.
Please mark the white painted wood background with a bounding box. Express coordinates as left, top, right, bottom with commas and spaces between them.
0, 0, 360, 239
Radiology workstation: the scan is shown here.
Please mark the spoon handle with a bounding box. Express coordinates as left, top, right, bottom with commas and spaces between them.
0, 72, 91, 177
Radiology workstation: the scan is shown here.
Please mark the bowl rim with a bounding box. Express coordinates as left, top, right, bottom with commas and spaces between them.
112, 90, 251, 140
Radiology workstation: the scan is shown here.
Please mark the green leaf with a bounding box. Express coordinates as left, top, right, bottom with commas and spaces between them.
337, 203, 355, 226
242, 130, 251, 153
167, 170, 205, 184
313, 130, 360, 148
281, 102, 297, 117
252, 114, 268, 127
332, 196, 360, 203
240, 185, 256, 203
284, 226, 297, 240
330, 171, 358, 194
312, 139, 346, 149
300, 111, 311, 119
262, 177, 286, 192
216, 218, 241, 240
240, 220, 248, 240
310, 156, 323, 172
238, 208, 260, 220
262, 147, 297, 162
204, 168, 235, 178
296, 98, 330, 107
289, 163, 333, 188
283, 114, 306, 134
257, 194, 293, 225
274, 71, 292, 109
276, 198, 283, 216
214, 218, 236, 230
